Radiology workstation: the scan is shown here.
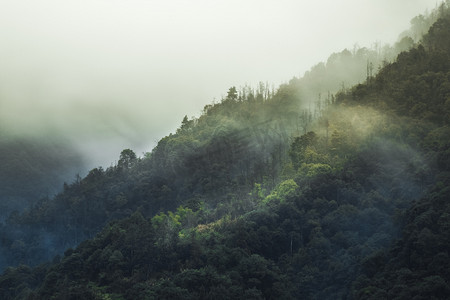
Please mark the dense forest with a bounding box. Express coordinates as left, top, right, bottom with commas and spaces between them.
0, 2, 449, 299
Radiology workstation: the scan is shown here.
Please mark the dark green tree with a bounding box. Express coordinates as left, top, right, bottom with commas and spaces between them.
118, 149, 137, 169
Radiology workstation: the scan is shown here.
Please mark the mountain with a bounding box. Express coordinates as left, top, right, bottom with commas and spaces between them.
0, 135, 85, 220
1, 3, 450, 299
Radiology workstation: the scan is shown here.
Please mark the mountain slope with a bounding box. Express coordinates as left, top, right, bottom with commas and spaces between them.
1, 3, 450, 299
0, 136, 85, 220
1, 4, 443, 274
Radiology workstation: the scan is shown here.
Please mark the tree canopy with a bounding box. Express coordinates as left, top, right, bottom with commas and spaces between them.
1, 3, 450, 299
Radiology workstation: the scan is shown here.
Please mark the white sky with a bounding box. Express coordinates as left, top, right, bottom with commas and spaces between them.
0, 0, 436, 167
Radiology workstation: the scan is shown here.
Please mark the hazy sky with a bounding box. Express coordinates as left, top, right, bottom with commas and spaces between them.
0, 0, 435, 167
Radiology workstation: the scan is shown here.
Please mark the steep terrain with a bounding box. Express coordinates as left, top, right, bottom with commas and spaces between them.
0, 3, 449, 299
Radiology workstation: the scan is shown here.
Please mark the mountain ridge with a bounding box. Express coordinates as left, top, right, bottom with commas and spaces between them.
1, 3, 450, 299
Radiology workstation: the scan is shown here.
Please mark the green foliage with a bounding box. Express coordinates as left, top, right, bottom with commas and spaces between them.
2, 5, 450, 300
289, 131, 319, 168
249, 183, 266, 203
298, 163, 332, 178
226, 86, 238, 101
264, 179, 299, 204
118, 149, 137, 169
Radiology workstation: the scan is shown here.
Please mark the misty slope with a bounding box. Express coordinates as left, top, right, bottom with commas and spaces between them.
1, 3, 450, 300
0, 5, 440, 274
345, 13, 450, 299
0, 135, 85, 219
0, 79, 299, 272
0, 39, 394, 271
291, 5, 442, 105
0, 1, 438, 231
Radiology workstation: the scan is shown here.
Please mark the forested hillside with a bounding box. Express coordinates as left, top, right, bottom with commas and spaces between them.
0, 3, 449, 299
0, 136, 85, 221
0, 36, 391, 272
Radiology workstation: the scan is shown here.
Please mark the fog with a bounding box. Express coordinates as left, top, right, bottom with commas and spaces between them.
0, 0, 434, 167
